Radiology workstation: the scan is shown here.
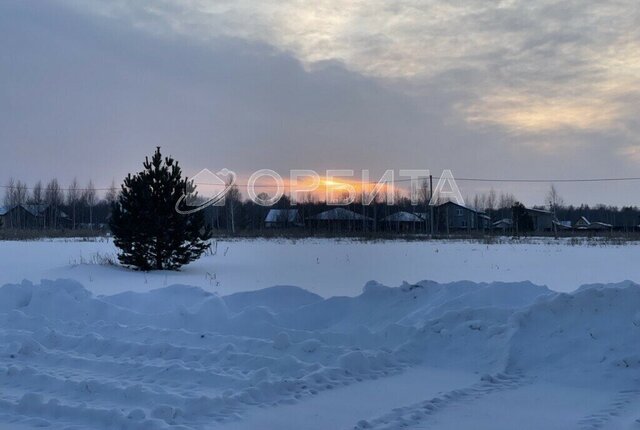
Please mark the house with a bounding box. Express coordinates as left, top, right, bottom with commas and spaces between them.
0, 204, 71, 229
264, 209, 303, 228
0, 205, 39, 229
588, 221, 613, 231
492, 218, 513, 231
0, 206, 12, 228
553, 220, 572, 231
524, 207, 555, 232
525, 208, 555, 232
574, 216, 591, 229
574, 216, 612, 231
27, 204, 72, 228
434, 201, 490, 233
309, 207, 373, 231
380, 211, 426, 232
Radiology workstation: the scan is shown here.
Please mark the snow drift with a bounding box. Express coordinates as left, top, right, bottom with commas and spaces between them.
0, 278, 639, 429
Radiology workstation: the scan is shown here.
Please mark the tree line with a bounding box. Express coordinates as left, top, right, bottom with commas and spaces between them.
2, 178, 117, 229
472, 185, 640, 231
3, 176, 640, 233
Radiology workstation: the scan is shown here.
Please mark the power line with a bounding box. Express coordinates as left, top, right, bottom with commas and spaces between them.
164, 176, 640, 188
455, 177, 640, 183
2, 175, 640, 192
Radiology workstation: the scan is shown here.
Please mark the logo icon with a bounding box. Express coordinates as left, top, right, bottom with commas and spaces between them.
175, 168, 237, 214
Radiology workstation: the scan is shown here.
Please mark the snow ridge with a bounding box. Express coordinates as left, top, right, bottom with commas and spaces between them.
1, 278, 639, 429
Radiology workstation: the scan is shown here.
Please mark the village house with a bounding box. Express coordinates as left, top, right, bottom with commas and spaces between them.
0, 205, 39, 229
524, 207, 556, 233
264, 209, 303, 228
574, 216, 613, 231
380, 211, 426, 232
433, 201, 490, 233
309, 207, 373, 232
492, 218, 513, 232
0, 204, 71, 229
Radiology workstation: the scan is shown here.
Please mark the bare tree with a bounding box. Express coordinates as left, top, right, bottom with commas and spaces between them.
472, 194, 480, 211
15, 180, 28, 228
31, 181, 44, 228
83, 180, 97, 229
31, 181, 43, 205
15, 181, 28, 206
45, 179, 63, 229
105, 180, 118, 205
486, 188, 497, 212
418, 178, 431, 233
226, 181, 241, 234
416, 178, 429, 204
3, 178, 15, 207
67, 178, 80, 229
546, 184, 564, 215
3, 179, 29, 228
498, 192, 516, 209
3, 178, 16, 228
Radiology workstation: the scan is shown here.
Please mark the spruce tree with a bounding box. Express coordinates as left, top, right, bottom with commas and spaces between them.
512, 201, 534, 234
110, 147, 211, 270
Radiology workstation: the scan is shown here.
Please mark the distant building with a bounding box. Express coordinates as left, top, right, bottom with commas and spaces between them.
309, 207, 373, 231
264, 209, 303, 228
434, 201, 490, 233
492, 218, 513, 231
0, 205, 38, 229
553, 220, 572, 230
0, 204, 70, 229
524, 207, 555, 232
574, 216, 591, 229
588, 221, 613, 231
381, 211, 426, 232
574, 216, 612, 231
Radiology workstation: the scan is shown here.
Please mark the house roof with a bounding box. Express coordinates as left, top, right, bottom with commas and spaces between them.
311, 207, 373, 221
525, 207, 553, 215
492, 218, 513, 227
0, 204, 41, 217
573, 217, 612, 229
587, 221, 613, 229
0, 204, 69, 219
265, 209, 300, 223
382, 211, 424, 222
553, 220, 572, 229
437, 201, 486, 215
22, 204, 47, 217
574, 216, 591, 228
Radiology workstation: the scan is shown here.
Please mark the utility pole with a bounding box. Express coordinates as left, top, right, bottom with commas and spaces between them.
362, 197, 366, 233
429, 174, 434, 237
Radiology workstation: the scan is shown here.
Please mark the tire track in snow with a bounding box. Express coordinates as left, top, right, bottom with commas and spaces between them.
0, 320, 403, 429
349, 372, 528, 430
577, 385, 640, 430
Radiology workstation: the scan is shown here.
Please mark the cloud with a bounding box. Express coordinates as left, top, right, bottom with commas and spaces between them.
2, 0, 640, 205
59, 0, 640, 137
0, 0, 449, 186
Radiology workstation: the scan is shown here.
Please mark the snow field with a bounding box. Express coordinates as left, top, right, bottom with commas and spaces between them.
0, 277, 639, 428
1, 238, 640, 429
1, 238, 640, 296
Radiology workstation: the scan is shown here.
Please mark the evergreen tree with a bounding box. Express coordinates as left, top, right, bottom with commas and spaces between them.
110, 147, 211, 270
512, 201, 534, 234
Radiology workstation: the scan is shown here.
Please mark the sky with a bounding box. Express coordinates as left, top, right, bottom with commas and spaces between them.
1, 0, 639, 206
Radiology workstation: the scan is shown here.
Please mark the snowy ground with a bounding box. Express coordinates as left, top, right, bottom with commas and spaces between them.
0, 237, 639, 296
0, 238, 639, 429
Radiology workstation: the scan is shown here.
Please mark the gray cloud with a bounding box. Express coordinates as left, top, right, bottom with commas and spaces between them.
1, 0, 640, 205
